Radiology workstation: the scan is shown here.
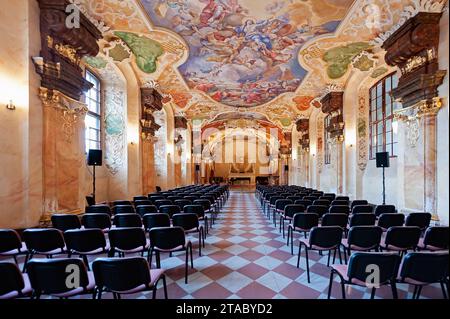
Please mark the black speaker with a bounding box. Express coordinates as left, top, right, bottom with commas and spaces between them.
284, 165, 289, 172
88, 149, 102, 166
376, 152, 389, 168
195, 164, 200, 172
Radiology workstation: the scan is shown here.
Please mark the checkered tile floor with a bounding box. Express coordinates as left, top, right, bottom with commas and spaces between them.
3, 191, 445, 299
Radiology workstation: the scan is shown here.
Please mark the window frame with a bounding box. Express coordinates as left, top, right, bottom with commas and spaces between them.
369, 72, 399, 160
84, 69, 102, 154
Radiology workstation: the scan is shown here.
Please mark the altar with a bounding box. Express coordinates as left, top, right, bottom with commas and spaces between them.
228, 163, 256, 185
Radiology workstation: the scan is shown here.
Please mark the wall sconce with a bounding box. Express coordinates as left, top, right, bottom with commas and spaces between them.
6, 100, 16, 111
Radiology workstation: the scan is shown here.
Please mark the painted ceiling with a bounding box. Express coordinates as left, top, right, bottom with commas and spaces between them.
77, 0, 445, 131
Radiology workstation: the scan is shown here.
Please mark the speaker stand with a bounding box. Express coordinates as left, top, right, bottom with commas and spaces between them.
382, 166, 386, 205
92, 164, 97, 204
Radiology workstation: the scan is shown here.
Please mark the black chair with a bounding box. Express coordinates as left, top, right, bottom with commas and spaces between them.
82, 213, 112, 232
405, 213, 432, 232
323, 193, 336, 200
0, 229, 28, 267
22, 229, 66, 266
313, 199, 330, 207
64, 229, 109, 269
351, 205, 374, 215
183, 205, 209, 234
307, 205, 329, 219
287, 196, 302, 202
328, 252, 401, 299
154, 200, 173, 209
86, 204, 111, 216
418, 226, 449, 251
92, 257, 167, 299
143, 214, 171, 232
193, 199, 215, 226
112, 200, 132, 207
133, 196, 148, 202
351, 200, 368, 209
297, 226, 343, 283
377, 213, 405, 231
149, 227, 193, 284
287, 213, 319, 255
341, 226, 383, 263
51, 214, 82, 232
112, 205, 135, 215
149, 195, 165, 202
336, 196, 350, 201
0, 262, 31, 299
321, 213, 348, 230
380, 226, 421, 256
274, 199, 293, 228
303, 196, 318, 202
294, 199, 313, 208
397, 252, 449, 299
331, 200, 349, 206
27, 258, 95, 299
174, 199, 192, 212
159, 205, 181, 219
280, 204, 305, 238
108, 228, 150, 258
374, 205, 396, 217
136, 205, 158, 218
348, 214, 376, 227
329, 205, 350, 215
268, 196, 283, 220
172, 214, 205, 256
113, 214, 143, 228
134, 200, 153, 208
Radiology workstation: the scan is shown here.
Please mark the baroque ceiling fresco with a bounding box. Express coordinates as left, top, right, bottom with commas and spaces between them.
77, 0, 446, 131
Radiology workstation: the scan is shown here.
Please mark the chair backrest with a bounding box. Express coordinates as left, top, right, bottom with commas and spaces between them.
347, 252, 401, 285
112, 205, 135, 215
109, 227, 147, 251
93, 257, 151, 293
292, 213, 319, 231
112, 200, 132, 207
309, 226, 343, 249
336, 196, 350, 201
329, 205, 350, 215
294, 199, 313, 207
184, 195, 200, 201
142, 213, 171, 231
158, 205, 181, 218
303, 196, 318, 201
351, 200, 368, 209
82, 213, 111, 230
64, 229, 107, 254
384, 226, 421, 250
374, 205, 396, 217
351, 205, 374, 215
149, 227, 186, 250
405, 213, 432, 231
133, 196, 148, 202
306, 205, 329, 219
172, 213, 199, 231
51, 214, 82, 232
349, 214, 376, 227
0, 229, 23, 253
27, 258, 89, 296
0, 262, 25, 298
347, 226, 382, 250
269, 196, 283, 205
323, 193, 336, 200
113, 214, 143, 228
85, 204, 111, 216
193, 199, 211, 211
286, 196, 302, 202
23, 229, 65, 253
154, 200, 173, 208
422, 226, 449, 250
134, 200, 153, 208
321, 213, 348, 229
283, 204, 305, 218
183, 205, 205, 218
136, 205, 158, 218
313, 199, 330, 207
331, 200, 349, 206
399, 252, 449, 284
377, 213, 405, 230
174, 199, 192, 211
275, 199, 293, 211
149, 195, 165, 201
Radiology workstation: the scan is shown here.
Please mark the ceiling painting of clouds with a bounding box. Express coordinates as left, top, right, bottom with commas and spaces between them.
140, 0, 354, 107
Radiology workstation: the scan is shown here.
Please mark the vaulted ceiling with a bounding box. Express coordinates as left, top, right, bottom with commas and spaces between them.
78, 0, 438, 132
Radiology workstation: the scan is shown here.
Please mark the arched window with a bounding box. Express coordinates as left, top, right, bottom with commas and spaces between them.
85, 70, 102, 153
369, 72, 400, 159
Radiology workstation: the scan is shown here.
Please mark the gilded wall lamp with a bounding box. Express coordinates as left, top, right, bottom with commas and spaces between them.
6, 100, 16, 110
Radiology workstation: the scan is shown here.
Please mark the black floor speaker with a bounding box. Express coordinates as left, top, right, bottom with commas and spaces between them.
376, 152, 389, 168
88, 149, 103, 166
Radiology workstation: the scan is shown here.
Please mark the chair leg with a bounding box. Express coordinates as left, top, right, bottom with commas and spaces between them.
198, 230, 202, 257
412, 285, 418, 299
190, 243, 194, 268
391, 280, 398, 299
185, 247, 189, 284
162, 275, 168, 299
82, 255, 90, 270
305, 248, 310, 283
340, 275, 346, 299
297, 242, 302, 268
152, 286, 157, 299
327, 250, 331, 267
286, 226, 290, 246
416, 286, 423, 299
342, 246, 348, 264
156, 251, 161, 268
327, 270, 334, 299
440, 281, 448, 299
22, 253, 30, 273
337, 247, 343, 265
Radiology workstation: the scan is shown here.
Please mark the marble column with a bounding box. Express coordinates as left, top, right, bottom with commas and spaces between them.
40, 88, 87, 222
142, 139, 156, 194
423, 110, 438, 219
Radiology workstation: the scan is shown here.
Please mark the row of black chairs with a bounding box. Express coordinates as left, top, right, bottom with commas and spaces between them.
0, 257, 167, 299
